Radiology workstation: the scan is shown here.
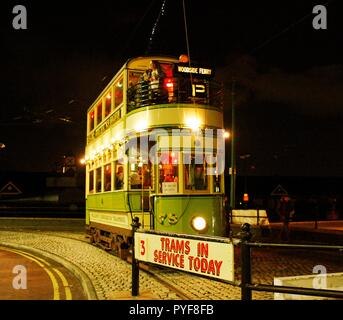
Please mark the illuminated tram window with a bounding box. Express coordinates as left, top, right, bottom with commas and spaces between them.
184, 154, 209, 191
96, 167, 102, 193
115, 162, 124, 190
88, 170, 94, 193
97, 101, 102, 125
105, 92, 111, 117
89, 110, 94, 132
128, 71, 143, 87
129, 162, 152, 190
104, 163, 111, 192
159, 152, 179, 193
114, 78, 123, 107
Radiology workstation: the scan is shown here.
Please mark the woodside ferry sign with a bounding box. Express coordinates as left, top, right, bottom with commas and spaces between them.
135, 231, 234, 282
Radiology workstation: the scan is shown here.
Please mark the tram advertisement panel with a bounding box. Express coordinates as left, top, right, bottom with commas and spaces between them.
135, 231, 234, 282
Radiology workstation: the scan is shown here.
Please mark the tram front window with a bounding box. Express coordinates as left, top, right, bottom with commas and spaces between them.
129, 163, 152, 190
184, 155, 208, 191
159, 152, 179, 193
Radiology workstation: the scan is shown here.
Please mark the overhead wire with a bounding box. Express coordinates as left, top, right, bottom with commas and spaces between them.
146, 0, 168, 54
182, 0, 195, 105
120, 0, 158, 57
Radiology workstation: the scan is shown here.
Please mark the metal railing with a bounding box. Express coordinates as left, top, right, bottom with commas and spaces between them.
130, 220, 343, 299
239, 223, 343, 300
127, 77, 224, 112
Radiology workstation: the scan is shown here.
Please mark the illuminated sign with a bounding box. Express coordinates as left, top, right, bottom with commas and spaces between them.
135, 231, 234, 281
192, 84, 206, 96
162, 182, 178, 193
175, 64, 214, 77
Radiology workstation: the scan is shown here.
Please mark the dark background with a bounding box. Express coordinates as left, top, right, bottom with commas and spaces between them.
0, 0, 342, 176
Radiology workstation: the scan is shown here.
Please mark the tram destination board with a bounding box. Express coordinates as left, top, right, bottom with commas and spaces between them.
135, 231, 234, 282
174, 63, 214, 78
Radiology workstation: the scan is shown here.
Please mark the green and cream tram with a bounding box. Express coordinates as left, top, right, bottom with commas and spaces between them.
85, 55, 226, 257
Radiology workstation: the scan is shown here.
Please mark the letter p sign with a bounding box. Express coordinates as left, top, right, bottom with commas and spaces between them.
192, 84, 206, 97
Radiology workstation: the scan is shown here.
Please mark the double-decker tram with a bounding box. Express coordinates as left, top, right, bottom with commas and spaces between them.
85, 55, 226, 258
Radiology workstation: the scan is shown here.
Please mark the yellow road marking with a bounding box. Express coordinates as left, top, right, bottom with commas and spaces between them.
9, 248, 51, 266
6, 247, 73, 300
53, 268, 72, 300
1, 247, 60, 300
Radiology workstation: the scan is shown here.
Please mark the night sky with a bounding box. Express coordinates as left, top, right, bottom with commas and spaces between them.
0, 0, 342, 176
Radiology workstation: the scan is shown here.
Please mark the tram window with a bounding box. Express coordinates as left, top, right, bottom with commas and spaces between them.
160, 63, 173, 77
128, 71, 143, 87
158, 152, 179, 193
89, 110, 95, 132
130, 164, 141, 189
96, 167, 102, 193
104, 164, 111, 192
128, 71, 143, 108
88, 170, 94, 193
114, 78, 123, 107
213, 174, 221, 193
105, 92, 111, 117
184, 155, 208, 191
115, 163, 124, 190
129, 162, 152, 190
142, 163, 152, 189
97, 101, 102, 125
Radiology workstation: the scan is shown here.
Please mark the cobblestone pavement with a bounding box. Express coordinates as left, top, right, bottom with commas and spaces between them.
0, 230, 341, 300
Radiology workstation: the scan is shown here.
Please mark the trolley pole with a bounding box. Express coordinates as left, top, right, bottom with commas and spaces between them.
131, 217, 141, 296
230, 79, 236, 209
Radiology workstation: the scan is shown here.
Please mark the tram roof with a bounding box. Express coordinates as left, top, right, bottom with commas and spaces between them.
125, 55, 179, 70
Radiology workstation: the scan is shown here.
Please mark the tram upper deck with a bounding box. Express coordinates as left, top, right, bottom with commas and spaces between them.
86, 55, 224, 150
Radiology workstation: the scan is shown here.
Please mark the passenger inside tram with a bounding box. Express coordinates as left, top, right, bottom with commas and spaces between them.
130, 167, 142, 189
142, 60, 168, 103
115, 165, 124, 190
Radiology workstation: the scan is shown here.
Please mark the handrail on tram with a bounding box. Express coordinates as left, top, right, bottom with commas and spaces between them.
127, 77, 224, 112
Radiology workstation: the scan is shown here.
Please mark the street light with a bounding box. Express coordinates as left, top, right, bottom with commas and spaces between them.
224, 131, 230, 139
0, 143, 5, 149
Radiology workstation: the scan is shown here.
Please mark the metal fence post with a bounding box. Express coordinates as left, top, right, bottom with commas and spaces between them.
240, 223, 253, 300
131, 217, 141, 297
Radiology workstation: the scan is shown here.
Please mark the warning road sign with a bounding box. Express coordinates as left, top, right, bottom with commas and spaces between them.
270, 184, 288, 196
0, 181, 22, 195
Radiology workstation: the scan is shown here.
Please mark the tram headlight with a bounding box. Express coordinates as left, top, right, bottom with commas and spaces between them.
191, 216, 207, 232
